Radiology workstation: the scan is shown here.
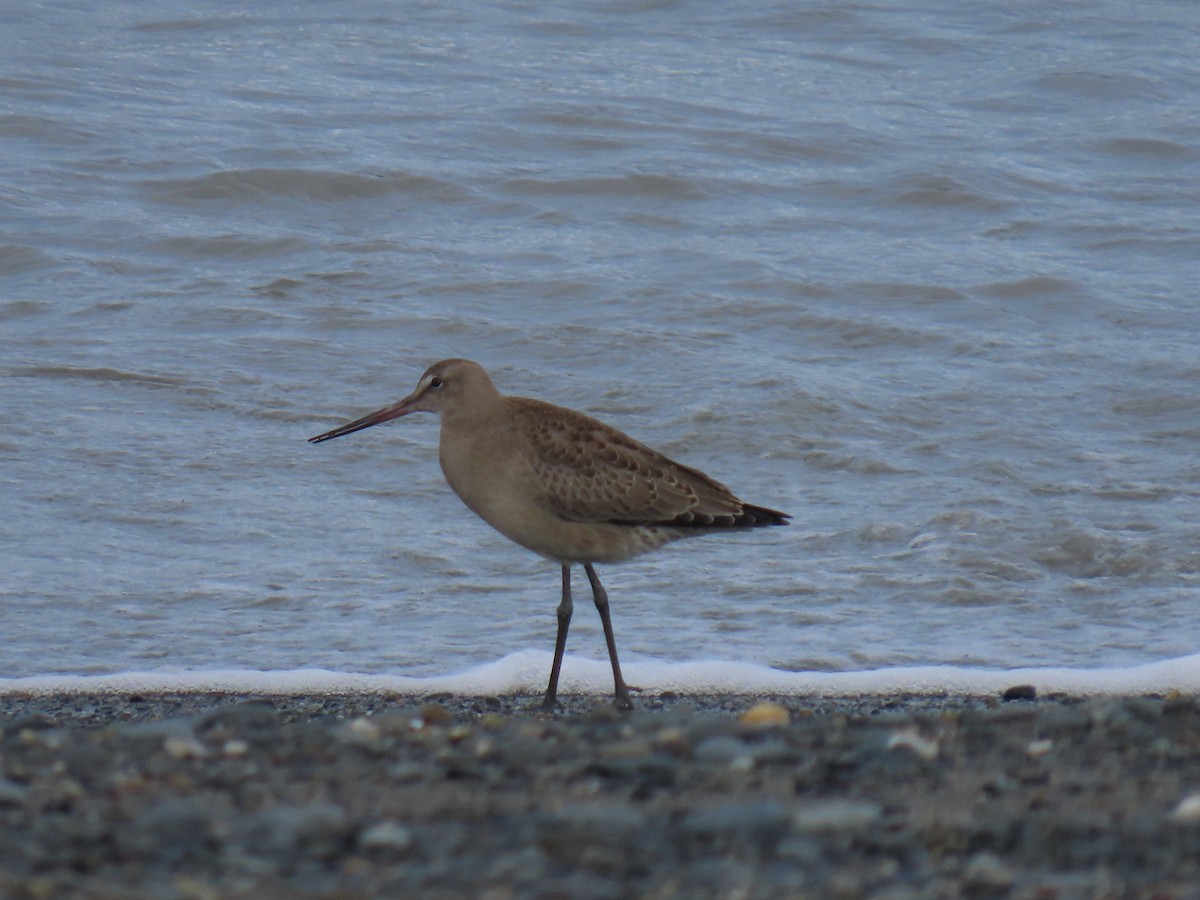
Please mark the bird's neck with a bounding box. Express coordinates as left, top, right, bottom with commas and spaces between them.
438, 392, 506, 433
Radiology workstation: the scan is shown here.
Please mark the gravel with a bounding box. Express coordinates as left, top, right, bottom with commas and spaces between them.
1, 690, 1199, 898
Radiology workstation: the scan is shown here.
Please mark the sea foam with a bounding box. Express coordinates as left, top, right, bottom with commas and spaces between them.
2, 651, 1198, 697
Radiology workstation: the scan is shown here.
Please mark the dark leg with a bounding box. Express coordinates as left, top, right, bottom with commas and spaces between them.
543, 564, 573, 709
584, 563, 633, 710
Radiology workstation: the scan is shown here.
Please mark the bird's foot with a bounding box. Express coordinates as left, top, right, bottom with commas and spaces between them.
614, 684, 638, 712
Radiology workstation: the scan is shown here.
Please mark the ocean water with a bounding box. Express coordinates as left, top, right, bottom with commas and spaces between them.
4, 0, 1200, 697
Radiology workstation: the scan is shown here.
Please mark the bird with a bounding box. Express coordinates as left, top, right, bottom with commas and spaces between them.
309, 358, 790, 710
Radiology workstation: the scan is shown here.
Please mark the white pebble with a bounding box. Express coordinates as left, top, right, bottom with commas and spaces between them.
359, 820, 416, 851
163, 735, 209, 760
886, 729, 939, 760
1170, 792, 1200, 823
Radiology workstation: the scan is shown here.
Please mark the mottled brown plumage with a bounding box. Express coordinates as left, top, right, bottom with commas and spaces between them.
310, 358, 789, 709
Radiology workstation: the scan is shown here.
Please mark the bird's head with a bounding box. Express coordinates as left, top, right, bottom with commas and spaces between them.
309, 358, 499, 443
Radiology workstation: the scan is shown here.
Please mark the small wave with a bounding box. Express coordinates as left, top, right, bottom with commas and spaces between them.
0, 245, 57, 276
499, 173, 709, 201
882, 173, 1012, 213
783, 309, 946, 350
147, 234, 309, 261
1033, 71, 1167, 103
10, 365, 182, 387
1030, 528, 1159, 580
141, 168, 474, 206
0, 298, 50, 320
974, 275, 1081, 300
1095, 138, 1197, 161
0, 113, 93, 145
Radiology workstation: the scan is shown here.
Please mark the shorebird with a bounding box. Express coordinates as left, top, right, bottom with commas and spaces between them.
309, 359, 789, 710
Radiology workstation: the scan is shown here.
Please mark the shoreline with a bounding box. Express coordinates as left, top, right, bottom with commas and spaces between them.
2, 691, 1199, 897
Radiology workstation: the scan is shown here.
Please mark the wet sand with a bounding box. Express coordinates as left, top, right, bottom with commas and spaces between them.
1, 690, 1199, 898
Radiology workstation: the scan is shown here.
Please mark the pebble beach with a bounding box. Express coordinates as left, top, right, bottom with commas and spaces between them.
2, 691, 1199, 898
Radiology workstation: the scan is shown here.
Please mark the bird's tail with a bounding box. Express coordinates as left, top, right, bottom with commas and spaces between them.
739, 504, 791, 527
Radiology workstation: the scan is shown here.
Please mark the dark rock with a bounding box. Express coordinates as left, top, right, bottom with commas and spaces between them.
679, 800, 792, 856
243, 802, 353, 863
537, 804, 650, 871
118, 798, 222, 864
0, 775, 29, 806
1002, 684, 1037, 702
693, 735, 753, 767
195, 701, 280, 736
1163, 692, 1196, 716
2, 713, 57, 735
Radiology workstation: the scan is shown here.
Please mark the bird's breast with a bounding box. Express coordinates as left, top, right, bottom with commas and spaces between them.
436, 420, 682, 564
438, 420, 542, 537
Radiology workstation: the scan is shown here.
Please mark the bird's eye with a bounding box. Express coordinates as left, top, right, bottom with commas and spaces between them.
430, 376, 444, 389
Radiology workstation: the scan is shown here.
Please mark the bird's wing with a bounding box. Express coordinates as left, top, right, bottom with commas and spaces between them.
513, 399, 750, 527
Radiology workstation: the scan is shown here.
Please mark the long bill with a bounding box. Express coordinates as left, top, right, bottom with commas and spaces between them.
308, 395, 418, 444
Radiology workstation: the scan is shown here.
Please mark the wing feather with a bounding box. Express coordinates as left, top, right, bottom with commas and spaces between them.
511, 399, 788, 529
